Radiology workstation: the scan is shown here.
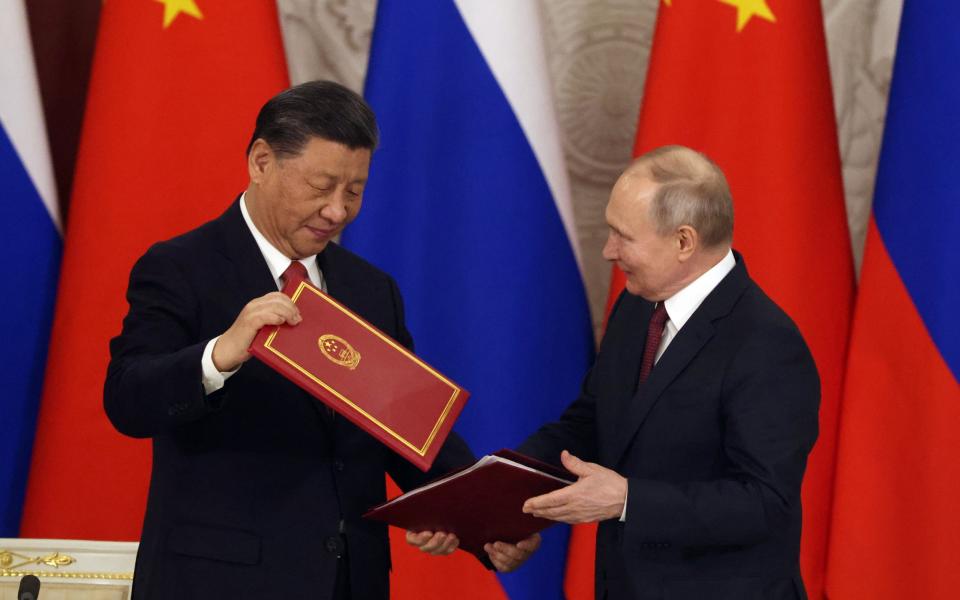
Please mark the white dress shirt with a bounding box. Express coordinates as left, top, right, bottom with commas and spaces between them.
656, 249, 736, 363
620, 249, 735, 521
200, 193, 327, 394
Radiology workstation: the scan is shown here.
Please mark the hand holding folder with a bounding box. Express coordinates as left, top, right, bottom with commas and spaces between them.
364, 450, 573, 557
249, 278, 469, 471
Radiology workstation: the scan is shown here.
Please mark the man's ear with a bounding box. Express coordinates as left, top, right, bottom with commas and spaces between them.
247, 138, 274, 184
676, 225, 699, 261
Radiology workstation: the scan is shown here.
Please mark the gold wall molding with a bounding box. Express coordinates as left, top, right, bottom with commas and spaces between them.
0, 548, 132, 580
0, 570, 133, 580
0, 548, 74, 571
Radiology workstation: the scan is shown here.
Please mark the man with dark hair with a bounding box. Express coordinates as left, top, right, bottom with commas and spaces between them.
515, 145, 820, 599
105, 80, 474, 599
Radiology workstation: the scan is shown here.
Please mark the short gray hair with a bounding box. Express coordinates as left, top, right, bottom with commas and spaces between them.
628, 145, 734, 248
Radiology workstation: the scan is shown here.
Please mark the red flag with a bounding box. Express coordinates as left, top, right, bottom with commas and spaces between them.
827, 3, 960, 596
20, 0, 288, 539
565, 2, 854, 598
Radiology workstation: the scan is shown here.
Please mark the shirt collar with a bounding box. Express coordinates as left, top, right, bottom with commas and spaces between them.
662, 249, 736, 332
239, 192, 318, 288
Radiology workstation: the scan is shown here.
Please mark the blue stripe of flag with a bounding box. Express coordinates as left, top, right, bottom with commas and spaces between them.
344, 2, 594, 597
0, 121, 62, 535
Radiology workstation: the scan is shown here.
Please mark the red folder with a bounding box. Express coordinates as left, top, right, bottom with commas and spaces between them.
249, 279, 469, 471
363, 450, 573, 556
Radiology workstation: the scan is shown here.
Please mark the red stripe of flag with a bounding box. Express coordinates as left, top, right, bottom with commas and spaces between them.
827, 221, 960, 598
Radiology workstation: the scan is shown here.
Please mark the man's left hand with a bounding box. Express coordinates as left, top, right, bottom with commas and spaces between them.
483, 533, 541, 572
522, 450, 627, 524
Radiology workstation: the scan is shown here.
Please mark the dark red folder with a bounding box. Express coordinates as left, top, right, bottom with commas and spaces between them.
249, 279, 469, 471
363, 450, 573, 556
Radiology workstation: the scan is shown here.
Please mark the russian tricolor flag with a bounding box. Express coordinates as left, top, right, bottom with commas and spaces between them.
343, 1, 594, 598
827, 2, 960, 598
0, 0, 61, 536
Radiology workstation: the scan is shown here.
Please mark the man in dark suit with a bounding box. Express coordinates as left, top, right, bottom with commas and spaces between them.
511, 146, 820, 599
104, 81, 474, 599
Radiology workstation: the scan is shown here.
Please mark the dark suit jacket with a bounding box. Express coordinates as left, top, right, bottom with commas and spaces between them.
519, 255, 819, 600
104, 199, 473, 600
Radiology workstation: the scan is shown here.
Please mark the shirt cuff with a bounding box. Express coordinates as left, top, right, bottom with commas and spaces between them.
201, 336, 240, 395
619, 483, 629, 522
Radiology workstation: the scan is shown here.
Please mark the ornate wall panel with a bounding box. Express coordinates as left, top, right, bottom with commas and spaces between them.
823, 0, 901, 271
277, 0, 375, 92
541, 0, 657, 329
277, 0, 902, 333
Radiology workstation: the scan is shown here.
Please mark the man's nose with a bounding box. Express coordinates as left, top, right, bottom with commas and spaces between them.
320, 194, 348, 223
602, 235, 617, 261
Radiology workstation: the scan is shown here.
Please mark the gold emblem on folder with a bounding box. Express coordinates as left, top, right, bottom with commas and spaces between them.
319, 334, 361, 370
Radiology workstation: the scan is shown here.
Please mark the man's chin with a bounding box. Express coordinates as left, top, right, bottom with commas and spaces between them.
291, 239, 330, 259
624, 281, 657, 302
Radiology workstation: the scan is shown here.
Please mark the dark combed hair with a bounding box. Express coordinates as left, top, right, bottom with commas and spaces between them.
246, 80, 379, 158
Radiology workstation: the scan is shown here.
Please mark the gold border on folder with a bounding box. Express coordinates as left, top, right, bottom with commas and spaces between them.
262, 282, 461, 457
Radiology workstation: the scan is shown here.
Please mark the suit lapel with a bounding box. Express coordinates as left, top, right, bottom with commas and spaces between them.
316, 243, 362, 311
609, 318, 717, 465
213, 198, 278, 302
599, 298, 652, 448
609, 255, 751, 465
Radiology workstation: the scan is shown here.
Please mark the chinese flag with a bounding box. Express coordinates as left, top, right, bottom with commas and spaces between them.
20, 0, 288, 539
566, 1, 854, 598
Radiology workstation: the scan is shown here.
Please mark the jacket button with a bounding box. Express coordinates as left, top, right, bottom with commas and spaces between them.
325, 536, 344, 557
333, 459, 345, 472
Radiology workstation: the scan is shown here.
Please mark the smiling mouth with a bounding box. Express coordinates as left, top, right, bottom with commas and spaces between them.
306, 226, 335, 240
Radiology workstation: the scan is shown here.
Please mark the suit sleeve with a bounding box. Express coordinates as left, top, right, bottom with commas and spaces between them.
513, 292, 635, 467
104, 245, 220, 438
515, 366, 600, 467
623, 323, 819, 548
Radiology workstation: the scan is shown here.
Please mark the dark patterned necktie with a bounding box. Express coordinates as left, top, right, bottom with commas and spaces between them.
638, 302, 668, 386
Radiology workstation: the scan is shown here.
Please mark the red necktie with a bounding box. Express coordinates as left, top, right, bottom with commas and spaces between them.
281, 260, 308, 289
280, 260, 333, 419
638, 302, 668, 386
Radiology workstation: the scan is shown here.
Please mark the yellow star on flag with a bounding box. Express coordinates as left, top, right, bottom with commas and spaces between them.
717, 0, 776, 32
156, 0, 203, 29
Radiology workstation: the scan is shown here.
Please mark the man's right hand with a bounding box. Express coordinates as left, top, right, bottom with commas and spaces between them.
212, 291, 302, 371
405, 530, 460, 556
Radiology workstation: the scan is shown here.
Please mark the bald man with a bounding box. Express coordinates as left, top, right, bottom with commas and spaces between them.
516, 145, 819, 600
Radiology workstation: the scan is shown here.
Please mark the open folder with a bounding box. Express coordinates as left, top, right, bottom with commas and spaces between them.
363, 450, 574, 556
249, 278, 469, 471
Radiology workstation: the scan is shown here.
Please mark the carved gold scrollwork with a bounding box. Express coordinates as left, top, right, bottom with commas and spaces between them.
0, 549, 76, 573
41, 551, 75, 568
